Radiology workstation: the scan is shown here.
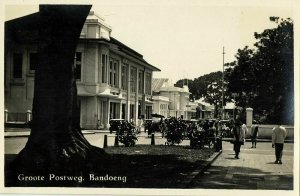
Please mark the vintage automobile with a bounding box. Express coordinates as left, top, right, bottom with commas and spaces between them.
109, 119, 125, 134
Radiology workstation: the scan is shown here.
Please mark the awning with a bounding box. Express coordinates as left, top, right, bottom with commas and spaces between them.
98, 88, 124, 99
77, 86, 95, 96
145, 99, 154, 104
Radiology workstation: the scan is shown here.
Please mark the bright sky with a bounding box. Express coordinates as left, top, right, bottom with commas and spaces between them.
4, 0, 294, 83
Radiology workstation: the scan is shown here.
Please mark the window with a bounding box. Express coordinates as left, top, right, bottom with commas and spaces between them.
109, 59, 113, 85
130, 67, 137, 93
113, 61, 119, 87
138, 71, 143, 94
101, 54, 107, 83
13, 53, 22, 78
130, 104, 135, 119
121, 65, 127, 90
74, 52, 82, 80
109, 58, 119, 87
145, 72, 152, 95
29, 53, 38, 71
146, 106, 152, 119
110, 102, 119, 119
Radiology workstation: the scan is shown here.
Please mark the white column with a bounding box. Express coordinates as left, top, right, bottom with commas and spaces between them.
246, 107, 253, 126
107, 98, 111, 128
119, 101, 122, 119
126, 64, 131, 121
119, 63, 122, 88
135, 68, 139, 123
26, 110, 32, 123
4, 109, 8, 123
141, 68, 146, 118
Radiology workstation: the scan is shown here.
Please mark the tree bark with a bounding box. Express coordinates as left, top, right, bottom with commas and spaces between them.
7, 5, 109, 186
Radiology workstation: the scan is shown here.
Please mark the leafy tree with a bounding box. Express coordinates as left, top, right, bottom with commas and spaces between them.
225, 46, 257, 108
204, 80, 230, 118
175, 72, 231, 118
226, 17, 293, 124
174, 78, 193, 99
175, 71, 225, 100
174, 78, 192, 88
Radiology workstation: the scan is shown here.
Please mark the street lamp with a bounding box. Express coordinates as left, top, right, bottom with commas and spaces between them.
222, 47, 225, 120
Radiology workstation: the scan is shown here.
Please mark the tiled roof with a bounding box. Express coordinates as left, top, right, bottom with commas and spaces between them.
109, 37, 161, 72
152, 78, 169, 91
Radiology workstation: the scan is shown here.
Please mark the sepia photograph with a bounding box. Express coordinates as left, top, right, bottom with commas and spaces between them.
1, 0, 299, 195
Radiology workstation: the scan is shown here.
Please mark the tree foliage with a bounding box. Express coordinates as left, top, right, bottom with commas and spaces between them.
175, 72, 225, 100
176, 72, 231, 118
225, 17, 293, 124
175, 17, 293, 124
204, 79, 229, 118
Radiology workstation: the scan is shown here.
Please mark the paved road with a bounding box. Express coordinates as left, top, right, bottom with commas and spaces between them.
190, 141, 294, 190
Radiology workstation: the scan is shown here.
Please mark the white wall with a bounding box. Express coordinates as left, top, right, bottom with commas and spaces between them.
245, 124, 294, 140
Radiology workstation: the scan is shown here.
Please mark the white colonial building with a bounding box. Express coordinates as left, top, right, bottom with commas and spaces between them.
152, 78, 197, 119
5, 11, 160, 129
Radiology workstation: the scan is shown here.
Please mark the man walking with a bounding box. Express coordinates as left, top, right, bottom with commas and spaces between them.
272, 124, 287, 164
250, 124, 259, 148
231, 120, 246, 159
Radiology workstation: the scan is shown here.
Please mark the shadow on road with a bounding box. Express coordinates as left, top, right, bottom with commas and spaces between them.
189, 164, 293, 190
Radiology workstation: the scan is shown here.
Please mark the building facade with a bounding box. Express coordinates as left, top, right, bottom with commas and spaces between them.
152, 79, 196, 119
5, 11, 160, 129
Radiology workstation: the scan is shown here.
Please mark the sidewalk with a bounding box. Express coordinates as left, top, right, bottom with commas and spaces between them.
189, 141, 294, 189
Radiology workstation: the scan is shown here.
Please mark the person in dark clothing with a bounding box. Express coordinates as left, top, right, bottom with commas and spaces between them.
250, 124, 259, 148
231, 120, 246, 159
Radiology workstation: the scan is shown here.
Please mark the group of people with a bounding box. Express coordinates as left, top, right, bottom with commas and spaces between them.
230, 120, 287, 164
134, 116, 288, 164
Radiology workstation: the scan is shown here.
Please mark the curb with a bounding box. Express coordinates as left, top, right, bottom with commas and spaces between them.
182, 150, 222, 188
222, 138, 294, 143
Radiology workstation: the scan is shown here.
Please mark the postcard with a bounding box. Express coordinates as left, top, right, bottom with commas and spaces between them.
1, 0, 299, 195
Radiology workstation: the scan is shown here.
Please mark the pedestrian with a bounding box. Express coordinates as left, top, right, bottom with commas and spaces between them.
250, 123, 259, 148
136, 116, 143, 134
241, 122, 248, 136
231, 120, 246, 159
272, 123, 287, 164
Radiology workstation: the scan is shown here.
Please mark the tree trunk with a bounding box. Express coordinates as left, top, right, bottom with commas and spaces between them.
6, 5, 109, 186
214, 104, 219, 118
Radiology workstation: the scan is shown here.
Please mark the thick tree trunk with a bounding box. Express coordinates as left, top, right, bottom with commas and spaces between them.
6, 5, 109, 186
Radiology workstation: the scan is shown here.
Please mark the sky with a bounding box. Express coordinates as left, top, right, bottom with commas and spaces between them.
4, 0, 294, 83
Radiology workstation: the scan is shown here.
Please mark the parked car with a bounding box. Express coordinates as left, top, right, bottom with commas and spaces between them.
109, 119, 125, 134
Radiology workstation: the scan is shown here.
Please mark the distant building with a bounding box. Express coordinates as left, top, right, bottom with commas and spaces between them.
195, 99, 237, 120
224, 102, 237, 119
152, 96, 170, 118
5, 11, 160, 129
194, 99, 215, 119
152, 78, 196, 119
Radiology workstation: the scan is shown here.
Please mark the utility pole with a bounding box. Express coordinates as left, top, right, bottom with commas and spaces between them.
222, 47, 225, 120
